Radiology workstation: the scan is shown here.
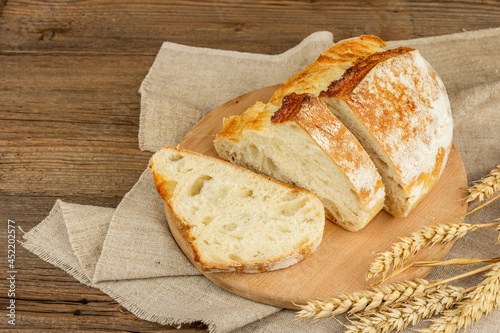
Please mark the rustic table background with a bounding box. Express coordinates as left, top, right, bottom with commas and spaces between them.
1, 0, 499, 331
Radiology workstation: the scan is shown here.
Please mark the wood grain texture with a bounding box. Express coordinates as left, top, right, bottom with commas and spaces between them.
1, 0, 498, 330
1, 0, 500, 55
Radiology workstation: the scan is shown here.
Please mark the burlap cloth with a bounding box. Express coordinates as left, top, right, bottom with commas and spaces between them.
21, 29, 500, 332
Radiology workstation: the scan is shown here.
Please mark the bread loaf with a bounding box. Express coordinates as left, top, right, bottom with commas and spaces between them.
319, 47, 453, 217
214, 93, 385, 232
149, 146, 325, 273
268, 35, 453, 217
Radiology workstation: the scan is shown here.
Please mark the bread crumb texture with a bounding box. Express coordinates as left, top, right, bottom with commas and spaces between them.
150, 146, 325, 273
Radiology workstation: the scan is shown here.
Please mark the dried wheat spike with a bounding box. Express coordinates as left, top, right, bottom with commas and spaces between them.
344, 285, 465, 333
296, 279, 429, 320
365, 223, 478, 281
419, 262, 500, 333
467, 165, 500, 202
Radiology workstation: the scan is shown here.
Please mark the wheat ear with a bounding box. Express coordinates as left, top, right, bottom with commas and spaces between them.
419, 262, 500, 333
296, 279, 430, 320
365, 223, 482, 282
344, 285, 465, 333
467, 165, 500, 202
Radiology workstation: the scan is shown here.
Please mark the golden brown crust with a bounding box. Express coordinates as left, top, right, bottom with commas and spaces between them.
320, 47, 414, 99
216, 103, 278, 142
152, 171, 204, 263
399, 146, 448, 216
269, 35, 387, 106
151, 171, 173, 202
271, 93, 309, 124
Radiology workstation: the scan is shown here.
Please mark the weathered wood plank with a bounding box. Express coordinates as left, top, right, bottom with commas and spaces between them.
0, 54, 153, 206
1, 0, 499, 55
0, 54, 155, 149
0, 50, 172, 329
0, 147, 150, 197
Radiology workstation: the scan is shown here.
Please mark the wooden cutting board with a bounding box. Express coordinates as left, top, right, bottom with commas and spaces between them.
167, 84, 468, 309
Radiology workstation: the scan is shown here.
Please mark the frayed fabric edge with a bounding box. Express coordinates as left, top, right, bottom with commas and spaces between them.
20, 239, 92, 287
20, 238, 221, 332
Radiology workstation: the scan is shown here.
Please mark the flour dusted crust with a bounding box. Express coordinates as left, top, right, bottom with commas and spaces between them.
268, 35, 387, 106
320, 47, 453, 217
150, 146, 325, 273
215, 94, 385, 231
271, 93, 385, 213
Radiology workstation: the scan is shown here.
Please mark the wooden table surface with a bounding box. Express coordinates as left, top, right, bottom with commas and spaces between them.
1, 1, 499, 331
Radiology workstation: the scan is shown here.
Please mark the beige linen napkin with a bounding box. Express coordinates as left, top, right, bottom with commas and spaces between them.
21, 28, 500, 332
138, 31, 335, 150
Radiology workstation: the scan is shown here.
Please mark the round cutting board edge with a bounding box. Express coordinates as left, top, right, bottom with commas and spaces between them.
169, 85, 468, 309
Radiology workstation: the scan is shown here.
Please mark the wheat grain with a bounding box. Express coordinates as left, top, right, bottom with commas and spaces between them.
467, 165, 500, 202
296, 279, 430, 320
419, 262, 500, 333
344, 285, 465, 333
365, 223, 478, 281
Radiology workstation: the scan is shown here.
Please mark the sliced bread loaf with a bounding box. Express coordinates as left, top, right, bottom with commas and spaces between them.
320, 47, 453, 217
149, 146, 325, 273
267, 35, 452, 218
214, 93, 385, 232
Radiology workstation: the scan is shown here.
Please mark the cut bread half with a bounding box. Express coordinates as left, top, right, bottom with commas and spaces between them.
267, 35, 452, 218
214, 93, 385, 232
149, 146, 325, 273
320, 47, 453, 217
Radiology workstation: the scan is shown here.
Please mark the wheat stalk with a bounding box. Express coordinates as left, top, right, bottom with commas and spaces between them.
496, 219, 500, 244
467, 165, 500, 202
364, 223, 484, 282
461, 194, 500, 218
344, 285, 465, 333
376, 255, 500, 284
498, 225, 500, 244
413, 257, 500, 267
419, 262, 500, 333
297, 279, 430, 320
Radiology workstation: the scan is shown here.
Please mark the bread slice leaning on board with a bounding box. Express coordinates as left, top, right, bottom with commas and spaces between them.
216, 35, 453, 221
149, 146, 325, 273
214, 93, 385, 232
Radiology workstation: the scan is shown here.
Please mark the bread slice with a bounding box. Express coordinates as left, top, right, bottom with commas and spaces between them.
214, 93, 385, 232
320, 47, 453, 217
149, 146, 325, 273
